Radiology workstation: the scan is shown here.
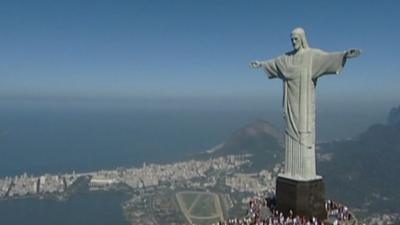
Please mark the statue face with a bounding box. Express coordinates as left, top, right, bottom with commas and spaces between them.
291, 34, 302, 51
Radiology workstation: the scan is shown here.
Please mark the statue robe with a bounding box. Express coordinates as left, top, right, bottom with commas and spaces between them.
261, 48, 346, 179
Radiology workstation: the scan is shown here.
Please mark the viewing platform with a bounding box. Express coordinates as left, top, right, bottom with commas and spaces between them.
216, 194, 358, 225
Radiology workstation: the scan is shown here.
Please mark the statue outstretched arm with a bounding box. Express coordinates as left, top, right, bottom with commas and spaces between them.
345, 49, 362, 59
250, 60, 262, 68
250, 59, 280, 79
250, 60, 270, 68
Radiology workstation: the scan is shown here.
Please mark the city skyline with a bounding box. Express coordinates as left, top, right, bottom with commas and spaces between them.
1, 1, 399, 107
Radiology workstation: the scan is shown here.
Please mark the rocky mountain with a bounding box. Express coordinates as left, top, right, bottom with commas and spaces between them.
319, 106, 400, 214
387, 105, 400, 125
199, 119, 284, 171
202, 106, 400, 215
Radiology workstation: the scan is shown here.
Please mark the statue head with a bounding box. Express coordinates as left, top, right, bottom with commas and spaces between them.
291, 27, 309, 51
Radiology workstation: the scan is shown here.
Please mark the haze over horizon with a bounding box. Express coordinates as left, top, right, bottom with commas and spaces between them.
1, 0, 399, 109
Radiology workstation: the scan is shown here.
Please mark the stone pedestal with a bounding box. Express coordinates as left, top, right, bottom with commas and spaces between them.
276, 175, 326, 220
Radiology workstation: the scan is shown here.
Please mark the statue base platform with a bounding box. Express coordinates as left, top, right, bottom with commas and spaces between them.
276, 175, 326, 220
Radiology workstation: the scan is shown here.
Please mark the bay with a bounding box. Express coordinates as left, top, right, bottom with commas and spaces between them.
0, 191, 130, 225
0, 99, 272, 225
0, 98, 387, 224
0, 99, 271, 177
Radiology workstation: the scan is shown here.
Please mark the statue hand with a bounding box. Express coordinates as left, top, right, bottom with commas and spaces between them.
345, 49, 362, 58
250, 61, 262, 68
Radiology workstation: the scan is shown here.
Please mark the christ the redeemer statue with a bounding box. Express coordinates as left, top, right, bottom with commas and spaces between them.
250, 27, 361, 180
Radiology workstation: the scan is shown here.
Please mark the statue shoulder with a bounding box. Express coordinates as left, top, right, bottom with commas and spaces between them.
309, 48, 325, 54
308, 48, 331, 58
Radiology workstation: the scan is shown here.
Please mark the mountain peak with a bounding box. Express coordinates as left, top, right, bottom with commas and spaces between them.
201, 119, 284, 171
234, 119, 283, 143
387, 105, 400, 126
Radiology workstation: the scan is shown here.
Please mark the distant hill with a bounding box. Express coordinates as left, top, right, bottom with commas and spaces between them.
198, 106, 400, 214
387, 105, 400, 125
319, 105, 400, 214
197, 119, 284, 171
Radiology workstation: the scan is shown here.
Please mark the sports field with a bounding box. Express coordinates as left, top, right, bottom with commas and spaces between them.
176, 191, 224, 225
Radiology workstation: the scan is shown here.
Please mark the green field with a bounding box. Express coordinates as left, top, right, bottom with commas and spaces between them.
176, 191, 224, 225
178, 192, 198, 210
190, 194, 217, 217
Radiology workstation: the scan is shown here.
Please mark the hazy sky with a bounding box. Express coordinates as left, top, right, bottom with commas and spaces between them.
1, 0, 399, 105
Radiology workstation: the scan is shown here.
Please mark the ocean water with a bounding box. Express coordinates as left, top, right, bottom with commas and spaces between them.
0, 192, 130, 225
0, 98, 388, 224
0, 100, 274, 177
0, 99, 274, 225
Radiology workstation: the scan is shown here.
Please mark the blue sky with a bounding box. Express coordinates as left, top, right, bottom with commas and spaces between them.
0, 0, 399, 107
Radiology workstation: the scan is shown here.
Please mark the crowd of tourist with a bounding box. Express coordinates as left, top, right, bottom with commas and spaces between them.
325, 200, 354, 225
212, 193, 356, 225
